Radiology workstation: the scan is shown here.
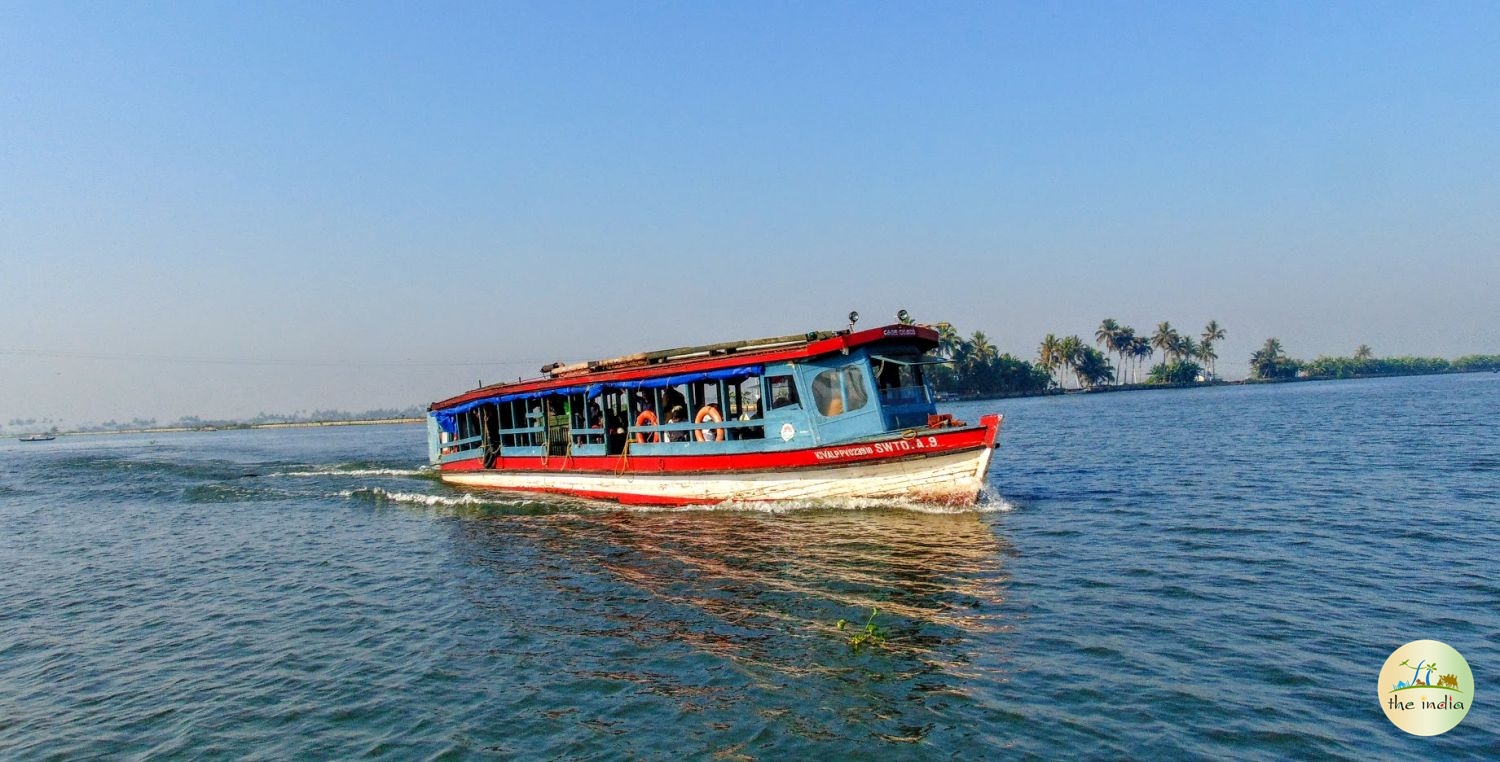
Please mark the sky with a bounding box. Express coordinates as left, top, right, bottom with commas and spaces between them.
2, 1, 1498, 425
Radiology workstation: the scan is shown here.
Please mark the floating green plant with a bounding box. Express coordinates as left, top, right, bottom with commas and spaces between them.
837, 607, 887, 651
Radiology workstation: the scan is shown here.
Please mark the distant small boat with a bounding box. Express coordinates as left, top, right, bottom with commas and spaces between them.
18, 433, 57, 442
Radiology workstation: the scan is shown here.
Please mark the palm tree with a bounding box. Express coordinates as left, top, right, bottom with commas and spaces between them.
1354, 344, 1373, 360
967, 331, 998, 376
935, 322, 962, 360
1095, 319, 1121, 380
1037, 334, 1063, 388
1073, 347, 1115, 388
1250, 338, 1288, 379
1130, 336, 1152, 385
1151, 322, 1179, 364
1201, 320, 1226, 376
1111, 326, 1136, 384
1197, 342, 1218, 379
1058, 335, 1084, 389
1177, 336, 1199, 368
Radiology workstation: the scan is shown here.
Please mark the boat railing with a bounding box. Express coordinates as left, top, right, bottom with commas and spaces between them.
631, 419, 765, 442
438, 434, 484, 463
570, 427, 607, 446
497, 425, 544, 448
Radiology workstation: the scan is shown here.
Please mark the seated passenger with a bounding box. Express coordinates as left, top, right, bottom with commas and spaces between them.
665, 406, 690, 442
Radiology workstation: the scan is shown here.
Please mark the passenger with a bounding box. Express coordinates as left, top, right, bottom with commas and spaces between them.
734, 399, 762, 440
665, 406, 690, 442
663, 387, 687, 416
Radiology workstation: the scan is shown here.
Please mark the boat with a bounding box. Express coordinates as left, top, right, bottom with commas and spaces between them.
426, 317, 1002, 506
18, 433, 57, 442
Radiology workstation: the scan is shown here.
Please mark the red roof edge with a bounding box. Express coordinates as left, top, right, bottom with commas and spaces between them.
430, 323, 939, 411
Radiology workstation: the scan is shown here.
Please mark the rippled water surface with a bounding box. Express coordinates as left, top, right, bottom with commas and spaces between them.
2, 374, 1497, 758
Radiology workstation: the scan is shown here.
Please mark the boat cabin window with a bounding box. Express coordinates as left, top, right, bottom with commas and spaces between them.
570, 392, 603, 447
602, 390, 629, 454
766, 375, 800, 410
721, 375, 763, 440
843, 365, 869, 412
544, 396, 569, 456
812, 369, 844, 416
872, 353, 933, 406
811, 364, 871, 417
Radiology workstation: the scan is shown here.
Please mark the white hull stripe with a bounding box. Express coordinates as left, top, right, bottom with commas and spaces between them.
442, 444, 994, 505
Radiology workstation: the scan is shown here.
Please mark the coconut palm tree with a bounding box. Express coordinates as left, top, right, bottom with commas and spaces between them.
1250, 338, 1289, 379
1095, 319, 1121, 379
1037, 334, 1063, 388
1072, 347, 1115, 388
1178, 336, 1199, 368
967, 331, 998, 377
1354, 344, 1373, 360
1111, 327, 1136, 384
1151, 322, 1179, 364
1058, 335, 1084, 389
1197, 342, 1218, 379
935, 322, 962, 360
1130, 336, 1152, 385
1201, 320, 1226, 376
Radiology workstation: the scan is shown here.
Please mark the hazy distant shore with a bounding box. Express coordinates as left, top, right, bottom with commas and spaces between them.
943, 365, 1498, 403
38, 418, 424, 438
19, 366, 1498, 438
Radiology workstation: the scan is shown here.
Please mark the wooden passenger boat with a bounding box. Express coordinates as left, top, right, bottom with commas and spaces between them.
427, 322, 1002, 506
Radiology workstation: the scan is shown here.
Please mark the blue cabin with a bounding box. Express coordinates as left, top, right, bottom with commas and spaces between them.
428, 325, 946, 466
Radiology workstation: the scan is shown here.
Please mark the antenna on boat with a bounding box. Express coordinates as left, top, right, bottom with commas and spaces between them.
847, 310, 859, 332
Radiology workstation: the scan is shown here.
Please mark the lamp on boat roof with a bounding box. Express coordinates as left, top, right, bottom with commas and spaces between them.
847, 311, 859, 332
897, 309, 912, 325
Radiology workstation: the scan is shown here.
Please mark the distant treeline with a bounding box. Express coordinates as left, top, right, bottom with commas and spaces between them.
4, 406, 428, 435
1250, 339, 1500, 380
924, 318, 1497, 398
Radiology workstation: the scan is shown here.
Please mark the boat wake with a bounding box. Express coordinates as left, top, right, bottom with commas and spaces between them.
274, 466, 433, 478
659, 495, 1013, 515
342, 487, 529, 507
340, 483, 1014, 516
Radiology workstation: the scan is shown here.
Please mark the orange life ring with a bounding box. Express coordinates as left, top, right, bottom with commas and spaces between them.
694, 406, 725, 441
634, 410, 660, 443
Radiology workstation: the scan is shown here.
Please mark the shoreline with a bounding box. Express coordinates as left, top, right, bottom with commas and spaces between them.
14, 367, 1495, 438
942, 366, 1495, 403
31, 418, 424, 438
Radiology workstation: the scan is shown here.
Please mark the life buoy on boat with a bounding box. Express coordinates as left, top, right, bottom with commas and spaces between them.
634, 410, 660, 443
694, 405, 724, 441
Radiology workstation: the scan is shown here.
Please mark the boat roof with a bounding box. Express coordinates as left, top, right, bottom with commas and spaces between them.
430, 324, 939, 411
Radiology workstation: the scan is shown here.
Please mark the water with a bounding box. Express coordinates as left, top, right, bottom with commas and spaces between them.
2, 374, 1496, 758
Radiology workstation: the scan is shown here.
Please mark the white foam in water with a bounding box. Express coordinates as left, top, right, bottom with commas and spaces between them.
976, 485, 1017, 513
274, 467, 428, 478
341, 486, 1010, 515
628, 495, 1003, 515
339, 487, 536, 508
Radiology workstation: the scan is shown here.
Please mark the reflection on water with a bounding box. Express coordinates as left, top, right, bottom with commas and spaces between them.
442, 507, 1017, 751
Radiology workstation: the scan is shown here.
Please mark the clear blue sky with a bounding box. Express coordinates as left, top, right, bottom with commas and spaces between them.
3, 2, 1498, 424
